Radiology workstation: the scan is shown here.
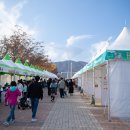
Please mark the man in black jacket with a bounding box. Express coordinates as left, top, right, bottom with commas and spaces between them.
27, 76, 43, 122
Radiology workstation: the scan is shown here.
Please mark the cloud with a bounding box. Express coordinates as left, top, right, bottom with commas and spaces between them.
45, 42, 83, 62
62, 47, 83, 60
44, 42, 59, 61
89, 40, 109, 62
0, 0, 36, 38
66, 35, 93, 46
45, 37, 112, 62
11, 0, 27, 19
45, 35, 113, 62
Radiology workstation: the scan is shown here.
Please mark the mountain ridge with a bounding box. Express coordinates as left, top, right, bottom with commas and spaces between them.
54, 60, 87, 78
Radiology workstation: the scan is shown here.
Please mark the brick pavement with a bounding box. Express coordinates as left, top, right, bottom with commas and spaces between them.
41, 91, 103, 130
0, 88, 54, 130
0, 88, 130, 130
81, 94, 130, 130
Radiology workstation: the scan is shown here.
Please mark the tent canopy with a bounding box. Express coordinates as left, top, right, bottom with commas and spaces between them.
0, 54, 57, 78
73, 50, 130, 78
2, 54, 21, 74
110, 26, 130, 50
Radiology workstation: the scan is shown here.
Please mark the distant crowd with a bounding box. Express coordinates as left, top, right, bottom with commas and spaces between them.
0, 76, 76, 126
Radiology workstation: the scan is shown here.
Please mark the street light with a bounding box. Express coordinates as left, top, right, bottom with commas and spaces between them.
70, 62, 72, 78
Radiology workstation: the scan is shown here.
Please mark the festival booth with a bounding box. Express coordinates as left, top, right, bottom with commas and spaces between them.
0, 54, 23, 84
15, 58, 32, 81
0, 54, 58, 85
85, 69, 94, 96
0, 60, 12, 74
44, 70, 58, 79
73, 27, 130, 119
15, 58, 30, 75
0, 60, 13, 85
30, 64, 38, 76
24, 61, 36, 77
2, 54, 21, 74
86, 50, 130, 118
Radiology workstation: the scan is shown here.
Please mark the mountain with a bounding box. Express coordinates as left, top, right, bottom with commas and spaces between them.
54, 60, 87, 78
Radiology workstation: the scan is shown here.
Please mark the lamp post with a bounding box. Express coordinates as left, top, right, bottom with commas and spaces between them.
70, 62, 72, 78
68, 60, 69, 78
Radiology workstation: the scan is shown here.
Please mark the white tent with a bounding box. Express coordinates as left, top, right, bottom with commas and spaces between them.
110, 26, 130, 50
15, 58, 31, 76
0, 54, 58, 84
0, 54, 24, 84
44, 70, 58, 79
2, 59, 22, 75
0, 60, 12, 73
108, 27, 130, 118
73, 26, 130, 119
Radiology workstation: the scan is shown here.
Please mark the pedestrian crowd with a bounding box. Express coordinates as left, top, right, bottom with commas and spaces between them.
0, 76, 75, 127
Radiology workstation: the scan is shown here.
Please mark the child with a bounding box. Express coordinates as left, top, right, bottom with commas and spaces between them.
3, 81, 21, 126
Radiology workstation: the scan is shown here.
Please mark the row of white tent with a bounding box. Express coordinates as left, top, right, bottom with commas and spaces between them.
72, 26, 130, 120
0, 53, 58, 83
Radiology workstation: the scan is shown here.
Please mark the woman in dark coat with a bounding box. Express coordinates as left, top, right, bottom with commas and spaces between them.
68, 79, 74, 96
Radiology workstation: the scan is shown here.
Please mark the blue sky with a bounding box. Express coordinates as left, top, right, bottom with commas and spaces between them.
0, 0, 130, 62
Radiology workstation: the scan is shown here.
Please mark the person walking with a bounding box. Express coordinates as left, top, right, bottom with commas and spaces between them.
50, 80, 57, 102
27, 76, 43, 122
3, 81, 21, 126
23, 80, 28, 97
68, 79, 74, 96
58, 77, 66, 98
47, 78, 52, 96
17, 79, 24, 100
43, 79, 47, 88
40, 78, 44, 89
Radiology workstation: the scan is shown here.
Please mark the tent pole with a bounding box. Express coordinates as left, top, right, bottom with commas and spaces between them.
86, 71, 88, 93
81, 75, 82, 88
107, 60, 111, 121
83, 73, 85, 88
13, 74, 15, 81
93, 68, 95, 96
0, 75, 1, 84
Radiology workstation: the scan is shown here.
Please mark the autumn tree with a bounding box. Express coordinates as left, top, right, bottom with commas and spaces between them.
0, 25, 57, 73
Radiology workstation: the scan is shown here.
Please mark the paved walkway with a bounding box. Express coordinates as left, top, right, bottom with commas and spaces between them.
0, 88, 130, 130
41, 91, 103, 130
0, 88, 54, 130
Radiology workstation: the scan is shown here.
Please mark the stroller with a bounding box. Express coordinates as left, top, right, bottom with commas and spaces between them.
18, 97, 31, 110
